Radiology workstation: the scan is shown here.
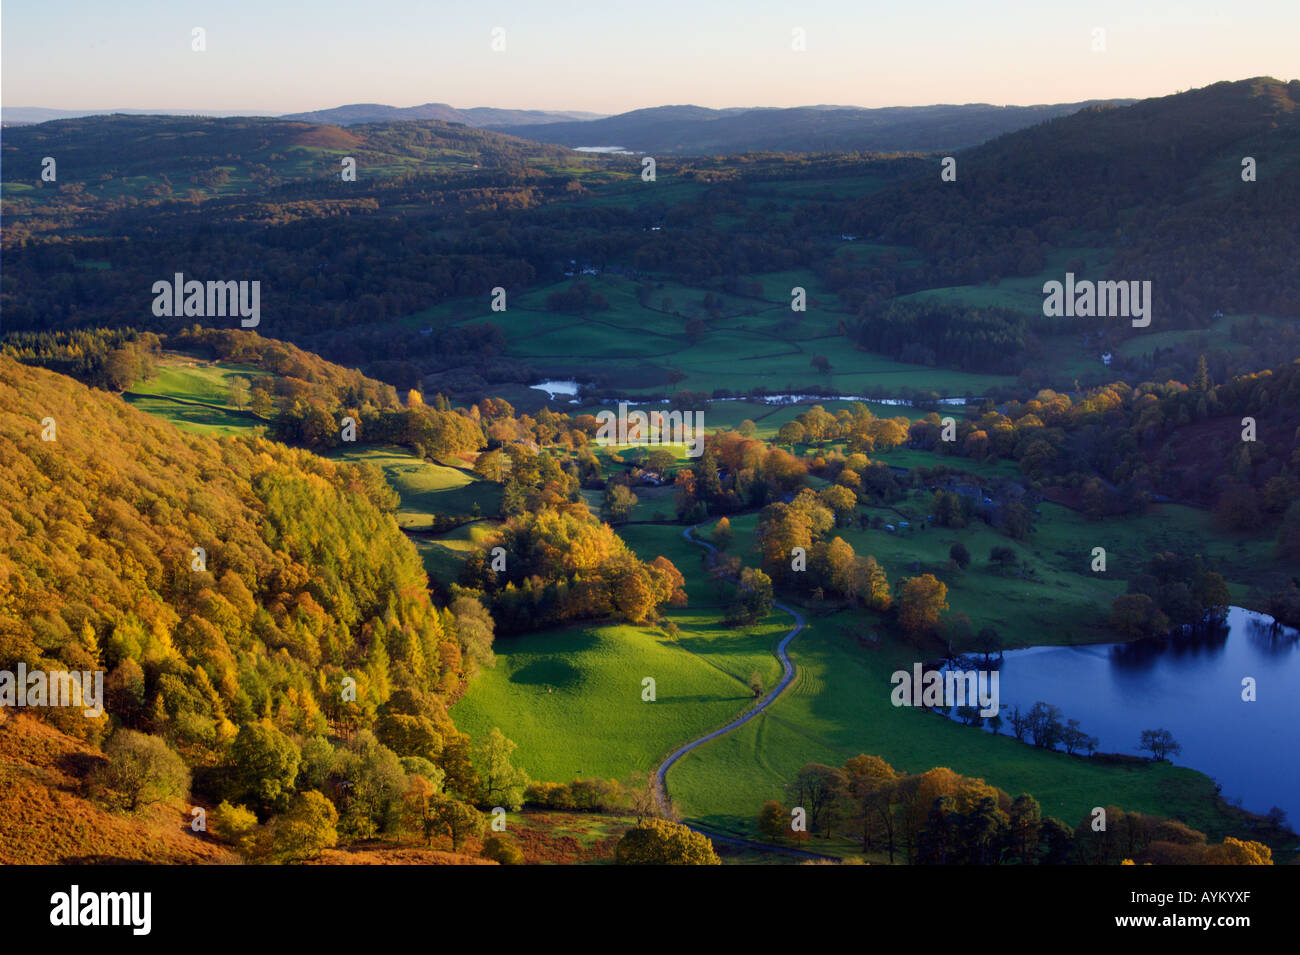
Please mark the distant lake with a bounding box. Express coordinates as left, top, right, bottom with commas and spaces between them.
531, 379, 580, 400
572, 146, 633, 154
965, 608, 1299, 822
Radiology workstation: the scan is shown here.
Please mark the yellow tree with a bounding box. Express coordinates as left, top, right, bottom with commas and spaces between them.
897, 574, 949, 640
1203, 837, 1272, 865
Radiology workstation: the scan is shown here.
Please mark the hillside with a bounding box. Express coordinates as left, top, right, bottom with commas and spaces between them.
489, 100, 1135, 154
3, 80, 1298, 407
0, 711, 241, 864
0, 355, 490, 820
0, 113, 582, 221
838, 77, 1300, 324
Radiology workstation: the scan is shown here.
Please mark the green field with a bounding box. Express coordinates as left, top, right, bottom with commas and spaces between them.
403, 272, 1015, 399
122, 395, 264, 437
412, 521, 498, 585
664, 611, 1236, 848
1114, 312, 1282, 360
133, 357, 269, 406
325, 445, 500, 529
450, 611, 786, 785
450, 522, 784, 784
897, 246, 1114, 317
123, 356, 271, 435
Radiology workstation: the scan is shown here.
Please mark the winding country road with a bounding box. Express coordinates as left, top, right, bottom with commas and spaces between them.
650, 524, 835, 860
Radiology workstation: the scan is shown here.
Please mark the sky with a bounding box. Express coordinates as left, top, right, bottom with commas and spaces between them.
4, 0, 1298, 114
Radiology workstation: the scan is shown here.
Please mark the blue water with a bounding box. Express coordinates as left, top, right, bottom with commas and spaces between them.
984, 608, 1299, 822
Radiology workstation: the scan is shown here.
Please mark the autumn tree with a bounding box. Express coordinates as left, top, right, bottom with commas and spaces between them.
1202, 837, 1272, 865
211, 801, 260, 855
1008, 794, 1042, 863
844, 755, 899, 858
727, 566, 774, 625
711, 516, 733, 551
602, 483, 638, 524
473, 449, 506, 482
786, 763, 850, 839
431, 794, 484, 852
89, 730, 190, 812
897, 574, 949, 641
860, 555, 892, 611
228, 376, 250, 410
949, 542, 971, 570
271, 790, 339, 862
403, 773, 441, 846
481, 833, 525, 865
616, 819, 720, 865
757, 800, 788, 842
1110, 593, 1171, 638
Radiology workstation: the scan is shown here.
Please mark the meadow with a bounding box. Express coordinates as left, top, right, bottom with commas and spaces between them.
662, 611, 1238, 852
121, 356, 270, 435
325, 445, 500, 529
449, 611, 785, 784
407, 271, 1016, 399
450, 522, 783, 785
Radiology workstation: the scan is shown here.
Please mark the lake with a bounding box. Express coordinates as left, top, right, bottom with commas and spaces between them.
963, 607, 1299, 822
530, 379, 580, 400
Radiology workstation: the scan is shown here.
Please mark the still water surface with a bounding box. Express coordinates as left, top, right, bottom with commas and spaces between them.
986, 608, 1299, 821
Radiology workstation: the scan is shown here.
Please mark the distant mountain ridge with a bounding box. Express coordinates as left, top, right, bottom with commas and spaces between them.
1, 104, 607, 127
487, 100, 1138, 154
6, 99, 1136, 155
2, 107, 266, 124
278, 103, 608, 126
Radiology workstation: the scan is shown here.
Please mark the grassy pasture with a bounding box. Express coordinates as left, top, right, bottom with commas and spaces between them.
121, 396, 263, 437
450, 613, 786, 785
412, 521, 499, 586
896, 246, 1114, 317
405, 271, 1016, 398
325, 445, 500, 529
133, 356, 269, 407
664, 611, 1236, 849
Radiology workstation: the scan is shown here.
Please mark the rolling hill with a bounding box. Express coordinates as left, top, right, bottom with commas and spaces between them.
0, 113, 583, 217
488, 100, 1136, 154
837, 76, 1300, 324
279, 102, 607, 126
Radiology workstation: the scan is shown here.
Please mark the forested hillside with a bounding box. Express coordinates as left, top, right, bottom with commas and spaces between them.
836, 78, 1300, 322
0, 357, 496, 835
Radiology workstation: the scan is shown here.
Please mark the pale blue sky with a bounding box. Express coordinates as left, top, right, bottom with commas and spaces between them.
4, 0, 1297, 113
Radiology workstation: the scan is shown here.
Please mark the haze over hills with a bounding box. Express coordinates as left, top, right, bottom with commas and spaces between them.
486, 100, 1138, 154
278, 103, 609, 126
4, 98, 1137, 155
1, 106, 267, 124
0, 104, 607, 127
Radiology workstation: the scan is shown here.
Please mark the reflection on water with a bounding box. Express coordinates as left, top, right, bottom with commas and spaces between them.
974, 608, 1299, 822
